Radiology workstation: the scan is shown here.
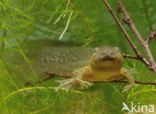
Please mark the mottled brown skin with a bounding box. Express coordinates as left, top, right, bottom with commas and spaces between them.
56, 46, 135, 92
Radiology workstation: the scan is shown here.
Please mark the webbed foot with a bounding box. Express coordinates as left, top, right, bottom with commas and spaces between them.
55, 77, 92, 92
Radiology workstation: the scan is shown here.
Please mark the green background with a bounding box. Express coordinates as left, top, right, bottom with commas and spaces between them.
0, 0, 156, 114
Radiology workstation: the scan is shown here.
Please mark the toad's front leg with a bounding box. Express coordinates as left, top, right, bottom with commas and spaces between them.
121, 67, 135, 92
55, 67, 92, 91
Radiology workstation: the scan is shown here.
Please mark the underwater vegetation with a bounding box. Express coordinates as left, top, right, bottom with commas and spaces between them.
0, 0, 156, 113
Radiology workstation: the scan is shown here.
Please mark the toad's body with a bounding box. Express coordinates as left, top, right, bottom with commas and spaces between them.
56, 46, 135, 92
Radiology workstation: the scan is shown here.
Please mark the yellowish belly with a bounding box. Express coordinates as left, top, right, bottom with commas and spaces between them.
92, 69, 123, 81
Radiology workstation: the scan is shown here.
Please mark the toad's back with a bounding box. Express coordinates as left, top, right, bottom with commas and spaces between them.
33, 47, 93, 74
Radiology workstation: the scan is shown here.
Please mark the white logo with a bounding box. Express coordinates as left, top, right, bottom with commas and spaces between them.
122, 102, 155, 113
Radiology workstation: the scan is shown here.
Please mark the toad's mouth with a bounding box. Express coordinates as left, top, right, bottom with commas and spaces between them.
101, 56, 115, 61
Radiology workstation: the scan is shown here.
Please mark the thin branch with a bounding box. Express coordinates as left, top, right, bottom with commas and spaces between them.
25, 71, 156, 86
146, 31, 156, 44
102, 0, 151, 68
118, 1, 145, 44
123, 54, 149, 66
102, 0, 156, 72
123, 54, 139, 60
118, 0, 156, 72
102, 0, 141, 58
112, 80, 156, 86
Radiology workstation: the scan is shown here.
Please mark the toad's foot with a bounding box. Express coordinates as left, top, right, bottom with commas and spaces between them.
55, 77, 92, 91
122, 84, 135, 93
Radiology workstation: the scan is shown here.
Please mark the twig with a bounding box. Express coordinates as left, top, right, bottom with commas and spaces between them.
123, 54, 138, 60
146, 31, 156, 44
25, 71, 156, 86
102, 0, 141, 58
118, 0, 156, 72
102, 0, 150, 68
112, 80, 156, 86
123, 54, 149, 66
118, 1, 145, 44
103, 0, 156, 72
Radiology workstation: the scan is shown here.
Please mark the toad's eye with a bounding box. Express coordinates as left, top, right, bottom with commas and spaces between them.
93, 48, 98, 53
